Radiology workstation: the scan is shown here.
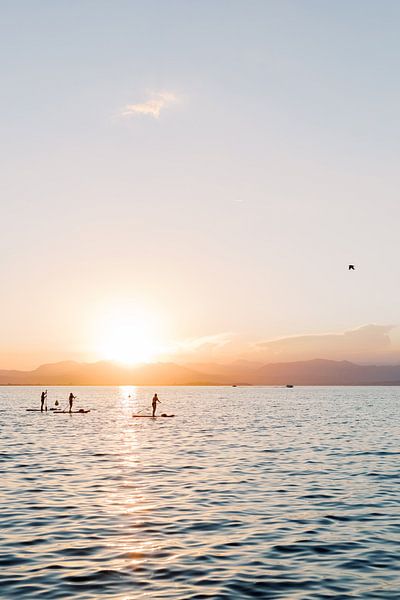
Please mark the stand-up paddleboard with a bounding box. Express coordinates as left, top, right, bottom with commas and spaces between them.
53, 410, 90, 414
26, 409, 90, 413
132, 414, 175, 418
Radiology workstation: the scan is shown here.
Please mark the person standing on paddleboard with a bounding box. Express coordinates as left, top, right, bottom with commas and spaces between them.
68, 392, 77, 413
40, 390, 47, 412
152, 393, 161, 417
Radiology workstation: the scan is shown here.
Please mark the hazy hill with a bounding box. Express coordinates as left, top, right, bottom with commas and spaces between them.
1, 358, 400, 385
0, 361, 222, 386
252, 359, 400, 385
186, 359, 262, 383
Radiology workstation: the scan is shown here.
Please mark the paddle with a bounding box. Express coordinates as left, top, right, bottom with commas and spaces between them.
133, 407, 155, 416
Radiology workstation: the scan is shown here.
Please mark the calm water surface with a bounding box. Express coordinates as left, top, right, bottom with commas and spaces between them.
0, 386, 399, 599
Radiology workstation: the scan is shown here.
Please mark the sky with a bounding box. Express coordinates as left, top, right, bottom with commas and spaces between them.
2, 0, 400, 369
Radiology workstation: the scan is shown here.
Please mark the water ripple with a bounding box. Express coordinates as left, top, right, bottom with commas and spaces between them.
1, 385, 399, 598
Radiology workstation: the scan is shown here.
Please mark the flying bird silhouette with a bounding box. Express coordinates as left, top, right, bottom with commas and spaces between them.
348, 264, 355, 270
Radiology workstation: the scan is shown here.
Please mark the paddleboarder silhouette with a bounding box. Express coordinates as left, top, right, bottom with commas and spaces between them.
40, 390, 47, 412
152, 393, 161, 417
68, 393, 77, 413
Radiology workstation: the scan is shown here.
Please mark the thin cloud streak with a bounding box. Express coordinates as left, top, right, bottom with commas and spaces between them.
165, 332, 234, 356
166, 325, 400, 365
250, 324, 398, 364
121, 91, 177, 118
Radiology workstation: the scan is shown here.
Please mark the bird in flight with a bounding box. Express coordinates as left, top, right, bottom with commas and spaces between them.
348, 264, 355, 270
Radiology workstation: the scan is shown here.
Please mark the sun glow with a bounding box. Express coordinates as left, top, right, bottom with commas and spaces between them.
96, 309, 164, 365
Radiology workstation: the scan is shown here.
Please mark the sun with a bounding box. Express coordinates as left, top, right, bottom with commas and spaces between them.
96, 309, 163, 365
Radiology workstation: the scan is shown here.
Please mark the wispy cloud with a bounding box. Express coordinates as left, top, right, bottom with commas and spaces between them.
253, 324, 397, 363
121, 91, 177, 119
163, 332, 236, 361
178, 332, 234, 352
164, 325, 400, 365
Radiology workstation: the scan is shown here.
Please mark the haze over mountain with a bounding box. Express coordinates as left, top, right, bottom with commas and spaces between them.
3, 358, 400, 386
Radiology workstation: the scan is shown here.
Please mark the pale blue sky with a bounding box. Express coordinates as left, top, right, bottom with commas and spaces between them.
2, 1, 400, 367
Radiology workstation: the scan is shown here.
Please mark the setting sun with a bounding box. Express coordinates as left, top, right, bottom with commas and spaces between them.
96, 309, 164, 365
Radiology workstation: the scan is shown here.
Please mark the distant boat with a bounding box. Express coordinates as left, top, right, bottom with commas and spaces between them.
232, 384, 237, 387
286, 384, 294, 388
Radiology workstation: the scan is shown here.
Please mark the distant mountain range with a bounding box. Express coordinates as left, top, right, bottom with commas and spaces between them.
2, 358, 400, 385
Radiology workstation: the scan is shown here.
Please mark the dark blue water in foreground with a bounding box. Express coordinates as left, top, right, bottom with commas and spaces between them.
0, 386, 399, 598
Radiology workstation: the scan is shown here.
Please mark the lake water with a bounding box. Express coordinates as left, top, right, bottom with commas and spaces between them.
0, 386, 399, 599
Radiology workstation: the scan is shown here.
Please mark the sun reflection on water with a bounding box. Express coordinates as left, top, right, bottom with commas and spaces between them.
119, 385, 137, 403
103, 403, 169, 578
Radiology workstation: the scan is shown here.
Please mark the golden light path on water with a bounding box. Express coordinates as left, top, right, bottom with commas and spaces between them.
105, 387, 174, 577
